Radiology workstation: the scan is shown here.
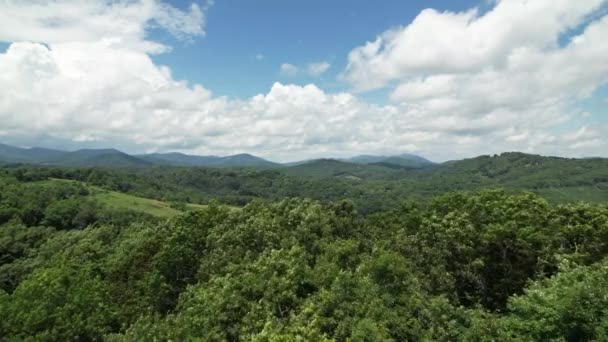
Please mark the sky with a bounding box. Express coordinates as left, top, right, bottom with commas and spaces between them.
0, 0, 607, 162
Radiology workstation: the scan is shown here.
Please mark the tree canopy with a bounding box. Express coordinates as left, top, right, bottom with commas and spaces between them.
1, 166, 608, 341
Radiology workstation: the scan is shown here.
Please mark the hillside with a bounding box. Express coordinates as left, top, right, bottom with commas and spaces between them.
137, 152, 222, 166
91, 187, 208, 217
425, 152, 608, 187
282, 158, 401, 180
36, 178, 209, 217
281, 152, 608, 201
342, 153, 435, 168
49, 149, 153, 167
211, 153, 280, 168
3, 151, 605, 216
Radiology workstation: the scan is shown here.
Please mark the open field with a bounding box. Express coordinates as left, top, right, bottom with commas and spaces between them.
40, 178, 209, 217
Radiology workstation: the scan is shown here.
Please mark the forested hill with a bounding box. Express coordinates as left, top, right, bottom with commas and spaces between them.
2, 151, 607, 214
2, 176, 608, 340
1, 154, 608, 340
2, 143, 606, 194
340, 153, 435, 168
263, 152, 608, 207
413, 152, 608, 201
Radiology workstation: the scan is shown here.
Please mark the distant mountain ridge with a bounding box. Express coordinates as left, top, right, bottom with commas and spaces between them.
283, 158, 401, 180
137, 152, 222, 166
0, 143, 280, 168
0, 144, 152, 167
2, 144, 607, 205
0, 144, 65, 164
342, 153, 435, 168
0, 143, 435, 169
137, 152, 280, 168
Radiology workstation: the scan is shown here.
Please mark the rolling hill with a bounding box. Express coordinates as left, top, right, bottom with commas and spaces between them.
343, 153, 435, 168
211, 153, 280, 168
2, 142, 607, 205
277, 152, 608, 205
282, 158, 403, 180
2, 151, 607, 214
400, 152, 608, 202
33, 178, 211, 217
137, 152, 222, 166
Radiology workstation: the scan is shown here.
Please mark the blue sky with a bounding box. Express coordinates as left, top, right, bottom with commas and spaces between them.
151, 0, 484, 100
0, 0, 606, 161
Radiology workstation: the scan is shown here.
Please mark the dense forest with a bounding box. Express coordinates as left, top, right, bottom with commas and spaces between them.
1, 157, 608, 341
2, 152, 608, 214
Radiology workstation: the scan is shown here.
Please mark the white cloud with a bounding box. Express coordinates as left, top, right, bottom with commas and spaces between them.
335, 0, 608, 160
255, 53, 264, 61
387, 14, 608, 126
280, 61, 331, 77
154, 1, 208, 41
562, 126, 602, 150
342, 0, 606, 91
0, 0, 209, 53
307, 61, 330, 76
279, 63, 299, 76
0, 0, 606, 162
0, 38, 401, 160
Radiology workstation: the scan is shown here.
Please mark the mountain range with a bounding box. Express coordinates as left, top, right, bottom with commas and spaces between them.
2, 142, 607, 206
341, 153, 434, 168
136, 152, 280, 168
0, 143, 434, 169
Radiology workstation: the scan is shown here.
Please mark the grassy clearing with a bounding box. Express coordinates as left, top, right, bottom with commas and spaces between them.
91, 189, 186, 217
41, 178, 209, 217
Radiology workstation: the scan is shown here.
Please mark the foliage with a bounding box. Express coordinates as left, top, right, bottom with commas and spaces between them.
1, 181, 608, 340
3, 151, 608, 215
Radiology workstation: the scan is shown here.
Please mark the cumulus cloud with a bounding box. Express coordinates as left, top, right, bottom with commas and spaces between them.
0, 0, 209, 53
0, 0, 606, 162
342, 0, 606, 91
154, 1, 208, 41
0, 39, 398, 160
336, 0, 608, 160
